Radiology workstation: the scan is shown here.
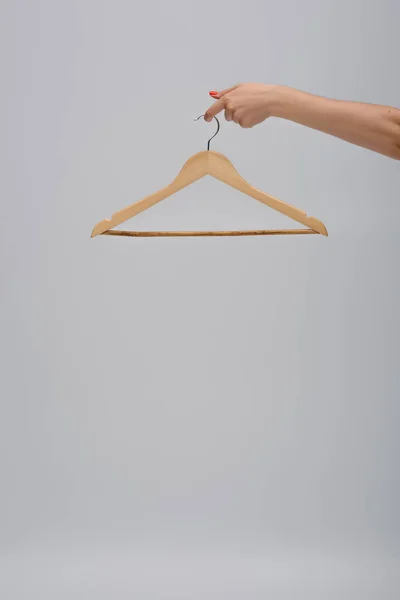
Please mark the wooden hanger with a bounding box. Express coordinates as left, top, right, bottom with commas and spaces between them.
91, 116, 328, 238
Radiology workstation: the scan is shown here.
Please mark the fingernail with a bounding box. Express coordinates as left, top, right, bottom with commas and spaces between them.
209, 90, 218, 98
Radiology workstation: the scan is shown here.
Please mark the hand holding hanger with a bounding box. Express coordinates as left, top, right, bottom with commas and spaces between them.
205, 84, 400, 160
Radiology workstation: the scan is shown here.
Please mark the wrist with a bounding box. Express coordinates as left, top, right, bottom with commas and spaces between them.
267, 85, 296, 118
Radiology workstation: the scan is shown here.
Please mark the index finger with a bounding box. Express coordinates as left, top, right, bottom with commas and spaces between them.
204, 98, 225, 122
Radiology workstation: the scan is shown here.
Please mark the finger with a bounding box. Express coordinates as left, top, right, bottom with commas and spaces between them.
218, 85, 239, 97
204, 98, 225, 122
232, 110, 240, 124
208, 86, 237, 100
224, 108, 233, 122
233, 110, 249, 127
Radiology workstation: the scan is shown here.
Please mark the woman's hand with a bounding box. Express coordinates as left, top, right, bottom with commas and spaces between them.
204, 83, 283, 128
204, 83, 400, 159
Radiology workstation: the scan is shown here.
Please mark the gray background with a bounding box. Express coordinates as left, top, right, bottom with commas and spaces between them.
1, 0, 399, 598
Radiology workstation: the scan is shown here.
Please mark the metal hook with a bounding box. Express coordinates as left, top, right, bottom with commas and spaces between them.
194, 114, 220, 151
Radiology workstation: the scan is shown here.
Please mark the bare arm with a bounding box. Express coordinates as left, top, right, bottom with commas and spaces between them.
205, 84, 400, 160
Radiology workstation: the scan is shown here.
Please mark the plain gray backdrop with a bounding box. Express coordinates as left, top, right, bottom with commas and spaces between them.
1, 0, 399, 598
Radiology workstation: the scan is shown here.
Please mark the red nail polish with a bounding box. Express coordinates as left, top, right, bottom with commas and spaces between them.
209, 90, 218, 97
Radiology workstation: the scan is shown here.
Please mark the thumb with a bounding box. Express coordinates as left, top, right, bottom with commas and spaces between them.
208, 85, 237, 99
217, 85, 238, 97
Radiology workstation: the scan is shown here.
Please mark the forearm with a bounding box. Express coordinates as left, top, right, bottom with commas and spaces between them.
273, 87, 400, 160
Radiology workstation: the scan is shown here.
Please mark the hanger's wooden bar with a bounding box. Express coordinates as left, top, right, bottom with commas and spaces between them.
91, 151, 328, 238
102, 229, 318, 237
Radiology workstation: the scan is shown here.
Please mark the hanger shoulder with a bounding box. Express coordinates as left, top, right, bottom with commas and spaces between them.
207, 151, 328, 236
91, 152, 210, 237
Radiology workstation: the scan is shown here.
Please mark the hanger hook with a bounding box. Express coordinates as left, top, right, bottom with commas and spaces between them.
194, 114, 220, 151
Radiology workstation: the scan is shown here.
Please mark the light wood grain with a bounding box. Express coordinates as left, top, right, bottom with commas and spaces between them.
102, 229, 318, 237
91, 151, 328, 238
